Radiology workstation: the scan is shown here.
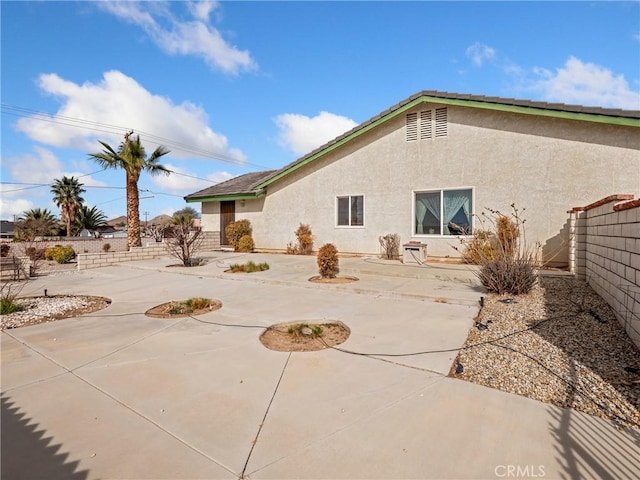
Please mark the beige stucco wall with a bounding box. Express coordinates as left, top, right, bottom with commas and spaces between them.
201, 103, 639, 266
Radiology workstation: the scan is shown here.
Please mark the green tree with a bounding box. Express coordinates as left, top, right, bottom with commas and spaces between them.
15, 208, 60, 241
89, 132, 170, 248
74, 205, 108, 235
51, 176, 85, 237
173, 206, 200, 219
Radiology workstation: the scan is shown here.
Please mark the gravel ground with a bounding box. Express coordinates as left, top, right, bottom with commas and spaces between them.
452, 275, 640, 430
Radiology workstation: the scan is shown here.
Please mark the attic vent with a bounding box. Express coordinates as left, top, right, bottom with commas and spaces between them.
420, 110, 433, 140
406, 113, 418, 141
435, 108, 448, 137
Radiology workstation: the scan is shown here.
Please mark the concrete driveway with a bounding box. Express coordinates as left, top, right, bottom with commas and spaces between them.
2, 253, 639, 479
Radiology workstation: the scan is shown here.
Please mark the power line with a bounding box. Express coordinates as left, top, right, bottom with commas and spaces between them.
1, 103, 272, 170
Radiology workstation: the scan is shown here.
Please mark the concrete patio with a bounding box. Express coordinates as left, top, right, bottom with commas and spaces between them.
2, 253, 639, 479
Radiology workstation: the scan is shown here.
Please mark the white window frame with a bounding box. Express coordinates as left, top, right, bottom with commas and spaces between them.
336, 195, 365, 228
412, 187, 474, 237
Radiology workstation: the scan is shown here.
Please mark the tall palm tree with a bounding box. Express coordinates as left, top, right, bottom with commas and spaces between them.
89, 132, 170, 248
51, 176, 85, 237
74, 205, 108, 235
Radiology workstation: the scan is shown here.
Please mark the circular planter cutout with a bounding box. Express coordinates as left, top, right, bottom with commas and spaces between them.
145, 299, 222, 318
260, 320, 350, 352
308, 275, 359, 284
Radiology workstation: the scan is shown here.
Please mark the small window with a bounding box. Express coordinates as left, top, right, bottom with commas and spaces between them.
415, 188, 472, 235
337, 195, 364, 227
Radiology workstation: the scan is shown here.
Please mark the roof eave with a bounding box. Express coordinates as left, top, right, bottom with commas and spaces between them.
185, 191, 266, 203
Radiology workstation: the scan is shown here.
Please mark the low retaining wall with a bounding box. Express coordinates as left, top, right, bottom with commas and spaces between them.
569, 195, 640, 349
77, 243, 169, 270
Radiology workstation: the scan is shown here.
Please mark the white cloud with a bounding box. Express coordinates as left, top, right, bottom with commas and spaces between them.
151, 163, 233, 193
275, 111, 358, 156
530, 56, 640, 109
0, 185, 35, 220
15, 71, 246, 163
97, 1, 256, 75
466, 42, 496, 67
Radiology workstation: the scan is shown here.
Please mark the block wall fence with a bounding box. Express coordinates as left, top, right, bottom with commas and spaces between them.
569, 195, 640, 349
77, 232, 220, 270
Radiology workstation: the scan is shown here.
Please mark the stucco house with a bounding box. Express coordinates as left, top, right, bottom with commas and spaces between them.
185, 91, 640, 267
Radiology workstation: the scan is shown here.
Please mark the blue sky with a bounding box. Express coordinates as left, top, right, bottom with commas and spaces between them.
2, 1, 639, 221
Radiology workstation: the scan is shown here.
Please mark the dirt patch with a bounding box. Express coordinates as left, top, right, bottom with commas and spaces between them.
145, 299, 222, 318
260, 321, 350, 352
308, 276, 359, 284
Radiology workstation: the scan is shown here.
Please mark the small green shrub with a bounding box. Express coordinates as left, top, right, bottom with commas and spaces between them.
237, 234, 255, 253
317, 243, 339, 278
165, 297, 213, 314
0, 297, 24, 315
228, 261, 269, 273
287, 322, 323, 338
225, 219, 252, 251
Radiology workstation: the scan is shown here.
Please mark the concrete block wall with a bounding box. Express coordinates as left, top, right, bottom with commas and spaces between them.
2, 238, 129, 256
77, 243, 169, 270
569, 195, 640, 349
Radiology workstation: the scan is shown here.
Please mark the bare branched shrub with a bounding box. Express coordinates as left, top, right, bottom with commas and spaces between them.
379, 233, 400, 260
456, 205, 539, 295
286, 223, 314, 255
165, 214, 204, 267
145, 224, 167, 242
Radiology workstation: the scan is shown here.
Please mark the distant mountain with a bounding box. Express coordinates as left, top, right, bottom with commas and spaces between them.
149, 214, 172, 225
107, 215, 127, 227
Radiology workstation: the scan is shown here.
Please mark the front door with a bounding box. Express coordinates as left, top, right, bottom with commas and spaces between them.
220, 201, 235, 246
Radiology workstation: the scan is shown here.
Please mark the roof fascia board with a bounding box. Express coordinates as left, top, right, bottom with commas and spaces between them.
185, 192, 266, 203
256, 95, 638, 189
430, 96, 640, 127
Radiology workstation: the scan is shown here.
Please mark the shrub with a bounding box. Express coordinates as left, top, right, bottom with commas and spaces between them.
379, 233, 400, 260
0, 297, 23, 315
228, 261, 269, 273
0, 243, 10, 257
44, 245, 63, 261
1, 281, 25, 315
225, 219, 252, 251
25, 247, 45, 261
317, 243, 339, 278
102, 243, 111, 252
459, 205, 539, 295
237, 234, 255, 253
286, 223, 314, 254
44, 245, 76, 264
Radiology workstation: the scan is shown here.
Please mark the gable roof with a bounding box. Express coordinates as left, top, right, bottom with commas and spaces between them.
186, 90, 640, 203
185, 169, 277, 202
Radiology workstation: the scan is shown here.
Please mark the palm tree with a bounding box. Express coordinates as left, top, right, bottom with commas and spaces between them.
51, 176, 85, 237
74, 205, 108, 235
15, 208, 60, 241
89, 132, 170, 248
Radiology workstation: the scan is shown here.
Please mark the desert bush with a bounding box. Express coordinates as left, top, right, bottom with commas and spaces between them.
165, 213, 204, 267
1, 281, 25, 315
0, 243, 10, 257
225, 219, 252, 251
237, 234, 255, 253
102, 243, 111, 252
286, 223, 314, 254
44, 245, 76, 264
379, 233, 400, 260
317, 243, 339, 278
25, 247, 45, 261
458, 205, 539, 295
228, 261, 269, 273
